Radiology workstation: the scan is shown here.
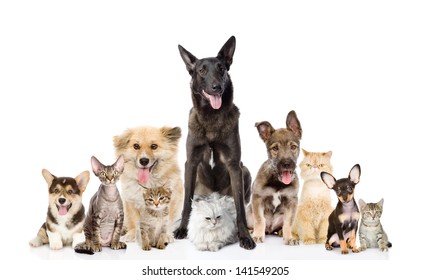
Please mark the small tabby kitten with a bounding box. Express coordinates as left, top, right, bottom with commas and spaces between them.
358, 198, 392, 252
188, 193, 238, 252
292, 149, 333, 244
75, 155, 126, 255
138, 186, 172, 250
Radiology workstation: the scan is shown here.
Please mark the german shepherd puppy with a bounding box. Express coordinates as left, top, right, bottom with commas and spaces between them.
174, 36, 255, 250
321, 164, 361, 254
246, 111, 302, 245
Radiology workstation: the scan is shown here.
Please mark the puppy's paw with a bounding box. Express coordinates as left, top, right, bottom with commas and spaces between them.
93, 243, 102, 252
29, 237, 42, 247
284, 238, 299, 246
240, 236, 256, 249
303, 238, 317, 245
252, 235, 264, 243
317, 237, 326, 244
360, 245, 367, 251
141, 242, 151, 251
325, 243, 333, 251
380, 246, 389, 252
120, 232, 136, 242
352, 247, 361, 253
208, 243, 222, 252
341, 249, 349, 254
173, 227, 188, 239
49, 241, 63, 250
111, 241, 127, 250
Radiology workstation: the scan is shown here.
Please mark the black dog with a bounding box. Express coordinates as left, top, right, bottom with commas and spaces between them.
173, 36, 255, 250
321, 164, 361, 254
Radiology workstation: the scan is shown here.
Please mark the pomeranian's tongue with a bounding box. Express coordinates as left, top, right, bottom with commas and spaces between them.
138, 168, 150, 185
58, 205, 68, 216
203, 90, 222, 109
281, 171, 293, 185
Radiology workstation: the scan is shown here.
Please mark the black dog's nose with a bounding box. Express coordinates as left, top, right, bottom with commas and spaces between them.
212, 84, 222, 92
140, 158, 150, 166
58, 198, 66, 204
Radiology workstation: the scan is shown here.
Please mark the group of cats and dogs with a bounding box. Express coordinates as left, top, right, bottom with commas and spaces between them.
29, 36, 391, 254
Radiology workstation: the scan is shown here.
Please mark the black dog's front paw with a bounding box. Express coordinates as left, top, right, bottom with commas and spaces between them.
239, 235, 256, 250
173, 227, 188, 239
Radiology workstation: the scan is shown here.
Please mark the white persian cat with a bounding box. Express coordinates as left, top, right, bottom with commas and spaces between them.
187, 193, 238, 251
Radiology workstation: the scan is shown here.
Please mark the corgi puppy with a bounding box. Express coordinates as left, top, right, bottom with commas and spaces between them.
29, 169, 89, 250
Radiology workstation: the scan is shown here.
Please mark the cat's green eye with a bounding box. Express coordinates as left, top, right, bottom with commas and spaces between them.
306, 163, 311, 167
100, 171, 106, 177
133, 143, 140, 150
151, 144, 158, 150
319, 164, 324, 167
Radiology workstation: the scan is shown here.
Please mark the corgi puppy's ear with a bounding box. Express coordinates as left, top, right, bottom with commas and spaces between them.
42, 169, 55, 187
75, 171, 90, 194
321, 171, 336, 189
349, 164, 361, 184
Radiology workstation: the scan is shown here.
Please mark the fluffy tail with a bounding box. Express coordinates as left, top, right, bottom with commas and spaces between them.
74, 242, 94, 255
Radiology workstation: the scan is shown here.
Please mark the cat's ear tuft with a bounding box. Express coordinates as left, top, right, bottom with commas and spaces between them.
349, 164, 361, 184
321, 172, 336, 189
255, 121, 275, 142
42, 169, 55, 187
75, 171, 90, 193
358, 199, 366, 210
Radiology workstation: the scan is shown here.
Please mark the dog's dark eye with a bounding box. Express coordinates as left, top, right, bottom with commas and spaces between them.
133, 143, 140, 150
271, 146, 279, 152
151, 144, 158, 150
198, 67, 207, 76
54, 189, 60, 194
347, 186, 353, 193
67, 190, 73, 195
290, 144, 298, 150
217, 64, 225, 72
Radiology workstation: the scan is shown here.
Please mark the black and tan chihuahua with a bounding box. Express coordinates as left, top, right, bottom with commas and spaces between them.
321, 164, 361, 254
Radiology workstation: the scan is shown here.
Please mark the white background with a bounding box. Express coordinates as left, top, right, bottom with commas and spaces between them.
1, 0, 430, 279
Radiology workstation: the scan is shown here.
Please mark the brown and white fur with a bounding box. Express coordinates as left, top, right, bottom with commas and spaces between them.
321, 164, 361, 254
113, 126, 184, 242
29, 169, 89, 249
246, 110, 302, 245
292, 149, 333, 244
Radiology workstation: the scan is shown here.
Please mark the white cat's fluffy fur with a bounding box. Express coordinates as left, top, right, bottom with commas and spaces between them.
292, 149, 333, 244
188, 193, 238, 251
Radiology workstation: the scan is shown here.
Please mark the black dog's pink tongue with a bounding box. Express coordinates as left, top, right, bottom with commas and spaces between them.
138, 168, 150, 185
203, 90, 222, 109
281, 171, 293, 185
58, 205, 68, 216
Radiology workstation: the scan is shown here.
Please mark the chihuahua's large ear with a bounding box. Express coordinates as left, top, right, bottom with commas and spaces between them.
349, 164, 361, 184
321, 172, 336, 189
255, 121, 275, 142
286, 110, 302, 139
217, 36, 236, 70
75, 171, 90, 194
178, 45, 197, 75
42, 169, 55, 187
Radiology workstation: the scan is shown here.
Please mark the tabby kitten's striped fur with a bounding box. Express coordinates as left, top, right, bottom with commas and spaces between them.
358, 199, 392, 252
138, 186, 172, 250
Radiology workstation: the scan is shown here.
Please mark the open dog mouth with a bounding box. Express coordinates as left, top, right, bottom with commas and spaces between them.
202, 90, 222, 110
279, 170, 294, 185
138, 160, 158, 185
56, 203, 72, 216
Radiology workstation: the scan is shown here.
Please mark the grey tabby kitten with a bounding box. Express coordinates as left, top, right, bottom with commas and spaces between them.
74, 155, 126, 255
138, 185, 172, 250
358, 198, 392, 252
188, 193, 238, 251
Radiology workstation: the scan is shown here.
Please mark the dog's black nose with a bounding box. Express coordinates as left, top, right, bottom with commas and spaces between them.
212, 83, 222, 92
58, 198, 66, 204
280, 159, 295, 170
139, 158, 150, 166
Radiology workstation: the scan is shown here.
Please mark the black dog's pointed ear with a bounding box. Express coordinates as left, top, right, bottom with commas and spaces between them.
178, 45, 197, 75
217, 36, 236, 70
255, 121, 275, 142
286, 110, 302, 139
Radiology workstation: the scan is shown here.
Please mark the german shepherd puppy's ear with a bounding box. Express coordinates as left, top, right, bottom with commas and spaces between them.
321, 171, 336, 189
178, 45, 197, 75
217, 36, 236, 70
75, 170, 90, 194
286, 110, 302, 139
255, 121, 275, 143
349, 164, 361, 184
